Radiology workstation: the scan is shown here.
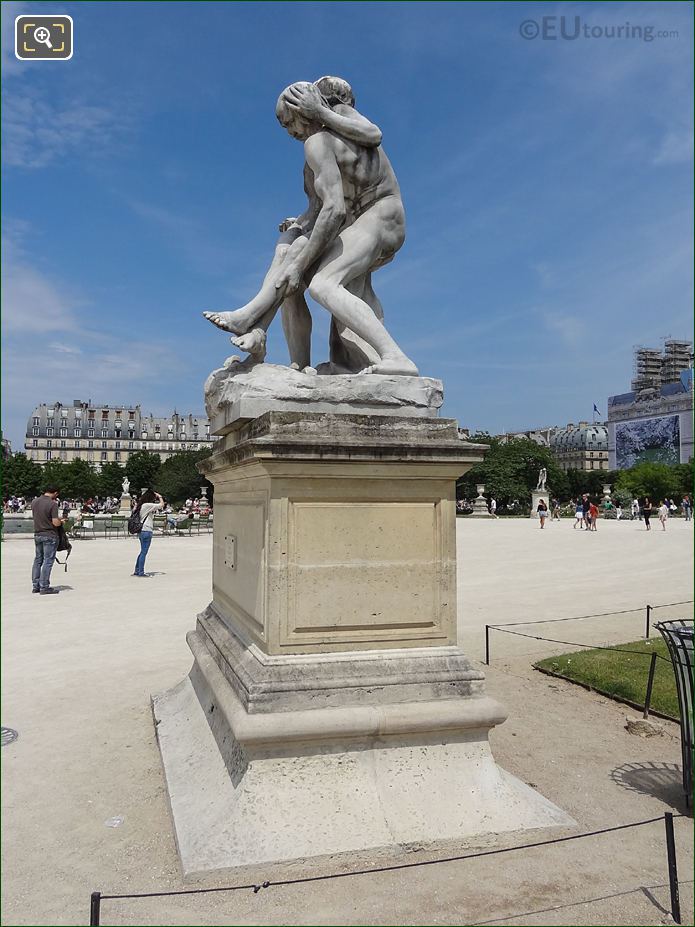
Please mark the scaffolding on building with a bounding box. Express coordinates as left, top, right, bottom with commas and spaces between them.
631, 346, 663, 392
662, 339, 693, 385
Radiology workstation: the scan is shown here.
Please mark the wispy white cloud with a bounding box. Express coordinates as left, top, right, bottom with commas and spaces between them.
125, 197, 235, 276
539, 309, 586, 348
654, 128, 694, 165
2, 92, 128, 169
1, 222, 187, 447
1, 1, 134, 169
2, 228, 81, 332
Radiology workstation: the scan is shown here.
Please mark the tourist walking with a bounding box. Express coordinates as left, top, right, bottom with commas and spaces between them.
658, 500, 669, 531
631, 498, 640, 521
589, 501, 599, 531
132, 489, 164, 577
641, 497, 652, 531
682, 495, 692, 521
573, 499, 584, 529
581, 493, 591, 529
537, 498, 549, 528
31, 485, 65, 595
489, 497, 498, 519
551, 498, 561, 521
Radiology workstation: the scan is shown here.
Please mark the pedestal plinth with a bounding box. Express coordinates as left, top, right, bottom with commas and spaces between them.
119, 493, 132, 514
153, 411, 572, 878
470, 484, 492, 518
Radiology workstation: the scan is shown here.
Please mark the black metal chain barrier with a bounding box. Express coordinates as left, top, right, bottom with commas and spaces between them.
483, 599, 694, 665
89, 814, 685, 926
485, 626, 674, 663
489, 600, 693, 630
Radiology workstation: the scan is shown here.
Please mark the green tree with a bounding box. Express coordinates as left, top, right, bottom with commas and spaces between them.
99, 461, 125, 497
157, 448, 213, 507
566, 468, 612, 500
672, 460, 694, 497
615, 463, 680, 502
457, 438, 568, 509
125, 451, 161, 496
59, 458, 99, 499
2, 453, 42, 498
40, 459, 67, 492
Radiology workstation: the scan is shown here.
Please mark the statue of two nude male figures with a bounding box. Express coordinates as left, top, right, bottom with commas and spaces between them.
203, 76, 418, 378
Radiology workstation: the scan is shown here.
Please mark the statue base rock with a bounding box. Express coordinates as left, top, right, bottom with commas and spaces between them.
204, 362, 443, 436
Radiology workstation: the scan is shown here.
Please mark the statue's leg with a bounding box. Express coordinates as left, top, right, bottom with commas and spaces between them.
328, 274, 381, 372
204, 232, 308, 334
308, 209, 418, 377
281, 291, 312, 370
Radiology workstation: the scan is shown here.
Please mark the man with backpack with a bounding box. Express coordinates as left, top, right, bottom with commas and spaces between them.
31, 485, 65, 595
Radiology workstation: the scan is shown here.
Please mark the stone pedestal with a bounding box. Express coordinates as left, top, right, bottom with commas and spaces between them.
154, 409, 572, 878
119, 493, 131, 514
470, 483, 491, 518
530, 489, 550, 518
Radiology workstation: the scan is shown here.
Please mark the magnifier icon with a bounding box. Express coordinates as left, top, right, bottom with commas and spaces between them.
34, 26, 53, 49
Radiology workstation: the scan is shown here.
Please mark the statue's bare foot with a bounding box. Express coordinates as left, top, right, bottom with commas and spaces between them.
290, 363, 317, 374
231, 328, 267, 360
223, 353, 260, 372
364, 355, 419, 376
203, 310, 252, 335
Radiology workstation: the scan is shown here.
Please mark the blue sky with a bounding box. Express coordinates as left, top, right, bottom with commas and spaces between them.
2, 0, 693, 448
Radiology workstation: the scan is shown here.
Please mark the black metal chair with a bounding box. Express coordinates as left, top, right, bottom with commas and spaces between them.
103, 515, 126, 539
655, 620, 694, 807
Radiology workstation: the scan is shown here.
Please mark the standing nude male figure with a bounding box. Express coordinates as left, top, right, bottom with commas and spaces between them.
204, 78, 417, 377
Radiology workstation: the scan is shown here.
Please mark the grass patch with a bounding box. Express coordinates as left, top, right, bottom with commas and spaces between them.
535, 639, 679, 720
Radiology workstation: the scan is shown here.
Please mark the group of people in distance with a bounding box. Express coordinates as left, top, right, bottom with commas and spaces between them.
534, 493, 691, 531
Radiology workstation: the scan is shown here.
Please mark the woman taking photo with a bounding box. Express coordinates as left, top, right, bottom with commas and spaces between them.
133, 489, 164, 577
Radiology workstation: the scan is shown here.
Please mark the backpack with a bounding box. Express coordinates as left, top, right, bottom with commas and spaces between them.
128, 506, 146, 535
55, 524, 72, 572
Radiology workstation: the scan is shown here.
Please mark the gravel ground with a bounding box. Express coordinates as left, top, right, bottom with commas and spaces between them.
1, 519, 692, 926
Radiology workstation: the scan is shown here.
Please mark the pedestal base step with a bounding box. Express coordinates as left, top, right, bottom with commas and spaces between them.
153, 676, 574, 880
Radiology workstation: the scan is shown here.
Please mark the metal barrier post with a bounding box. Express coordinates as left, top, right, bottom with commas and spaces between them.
643, 651, 658, 719
645, 604, 652, 639
664, 812, 681, 924
484, 625, 490, 665
90, 891, 101, 927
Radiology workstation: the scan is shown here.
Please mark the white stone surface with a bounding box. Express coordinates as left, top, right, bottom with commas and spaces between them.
204, 363, 443, 434
153, 674, 573, 879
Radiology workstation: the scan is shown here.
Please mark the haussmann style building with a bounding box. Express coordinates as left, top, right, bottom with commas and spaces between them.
549, 422, 609, 471
25, 400, 213, 468
495, 423, 609, 471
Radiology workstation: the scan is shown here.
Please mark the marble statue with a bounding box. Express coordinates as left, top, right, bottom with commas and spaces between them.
204, 77, 417, 377
536, 468, 547, 491
122, 476, 130, 495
